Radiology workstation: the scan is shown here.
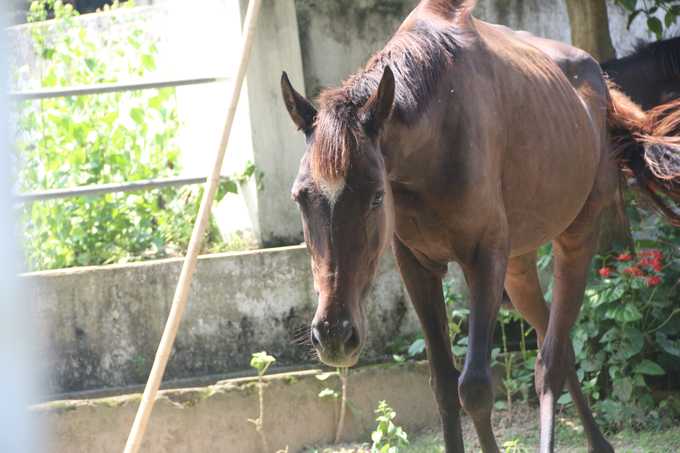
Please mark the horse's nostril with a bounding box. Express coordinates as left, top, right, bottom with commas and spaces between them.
311, 326, 323, 351
343, 325, 360, 353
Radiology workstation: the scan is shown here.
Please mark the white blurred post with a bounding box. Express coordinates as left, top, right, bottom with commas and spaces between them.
0, 2, 41, 452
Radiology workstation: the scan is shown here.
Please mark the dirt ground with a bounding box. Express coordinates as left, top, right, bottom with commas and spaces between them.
303, 404, 680, 453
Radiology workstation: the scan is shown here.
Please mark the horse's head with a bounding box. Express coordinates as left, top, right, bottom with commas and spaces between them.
281, 67, 396, 367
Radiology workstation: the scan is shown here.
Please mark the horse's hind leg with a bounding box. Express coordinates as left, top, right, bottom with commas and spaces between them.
392, 237, 465, 453
528, 187, 617, 453
505, 252, 614, 453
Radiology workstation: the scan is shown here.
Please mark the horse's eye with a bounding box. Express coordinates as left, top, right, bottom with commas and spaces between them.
371, 191, 384, 208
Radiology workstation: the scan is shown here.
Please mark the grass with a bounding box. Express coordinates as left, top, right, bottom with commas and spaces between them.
304, 404, 680, 453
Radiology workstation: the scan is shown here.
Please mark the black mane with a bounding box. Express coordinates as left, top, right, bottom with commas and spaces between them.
632, 36, 680, 78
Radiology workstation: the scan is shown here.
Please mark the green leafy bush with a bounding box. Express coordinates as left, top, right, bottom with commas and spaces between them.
569, 219, 680, 430
12, 0, 249, 271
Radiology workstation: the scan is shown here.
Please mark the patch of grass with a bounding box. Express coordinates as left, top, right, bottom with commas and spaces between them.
609, 428, 680, 453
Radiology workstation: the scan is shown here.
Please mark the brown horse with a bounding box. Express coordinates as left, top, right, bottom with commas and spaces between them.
281, 1, 680, 452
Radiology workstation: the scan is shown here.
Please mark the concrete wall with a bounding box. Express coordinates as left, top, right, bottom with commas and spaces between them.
24, 245, 452, 396
294, 0, 680, 101
36, 364, 438, 453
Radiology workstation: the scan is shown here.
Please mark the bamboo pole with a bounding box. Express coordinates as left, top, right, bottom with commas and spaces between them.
123, 1, 263, 452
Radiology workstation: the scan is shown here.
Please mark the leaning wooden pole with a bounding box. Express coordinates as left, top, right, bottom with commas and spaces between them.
123, 1, 263, 452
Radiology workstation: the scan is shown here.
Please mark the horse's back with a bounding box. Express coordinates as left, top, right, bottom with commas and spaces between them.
453, 20, 612, 254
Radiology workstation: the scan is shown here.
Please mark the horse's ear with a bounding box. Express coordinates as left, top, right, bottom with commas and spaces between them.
281, 71, 317, 133
360, 65, 395, 132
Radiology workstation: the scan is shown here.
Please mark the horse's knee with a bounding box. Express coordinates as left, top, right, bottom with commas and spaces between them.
429, 374, 461, 417
535, 344, 572, 397
458, 368, 494, 420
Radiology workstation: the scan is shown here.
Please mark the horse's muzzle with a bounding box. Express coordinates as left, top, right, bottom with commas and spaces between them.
311, 318, 362, 367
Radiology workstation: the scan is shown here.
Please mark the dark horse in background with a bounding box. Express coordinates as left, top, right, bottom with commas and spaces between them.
602, 36, 680, 110
281, 1, 680, 452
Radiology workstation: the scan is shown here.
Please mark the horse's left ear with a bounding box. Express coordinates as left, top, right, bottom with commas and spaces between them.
361, 65, 395, 132
281, 71, 318, 133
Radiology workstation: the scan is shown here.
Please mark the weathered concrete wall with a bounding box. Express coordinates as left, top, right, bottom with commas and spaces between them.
35, 364, 438, 453
24, 245, 457, 396
293, 0, 680, 102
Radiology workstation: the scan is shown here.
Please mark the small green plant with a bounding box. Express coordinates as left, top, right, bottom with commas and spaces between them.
371, 400, 409, 453
317, 367, 359, 444
249, 351, 276, 453
494, 309, 537, 426
500, 439, 529, 453
133, 355, 146, 377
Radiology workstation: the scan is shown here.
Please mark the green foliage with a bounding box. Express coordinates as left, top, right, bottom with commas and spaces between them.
13, 0, 254, 271
500, 439, 529, 453
567, 223, 680, 430
371, 401, 409, 453
250, 351, 276, 376
494, 309, 537, 423
615, 0, 680, 39
133, 355, 146, 377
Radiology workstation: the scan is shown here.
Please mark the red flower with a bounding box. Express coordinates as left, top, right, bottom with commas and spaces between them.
651, 249, 663, 261
598, 267, 613, 277
623, 267, 643, 276
615, 253, 633, 261
647, 276, 661, 286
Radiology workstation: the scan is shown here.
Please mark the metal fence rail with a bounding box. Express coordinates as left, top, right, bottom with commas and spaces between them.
9, 75, 232, 202
7, 75, 231, 102
13, 175, 234, 203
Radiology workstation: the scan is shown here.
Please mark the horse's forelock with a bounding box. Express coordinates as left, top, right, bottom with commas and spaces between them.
309, 99, 367, 186
307, 1, 471, 185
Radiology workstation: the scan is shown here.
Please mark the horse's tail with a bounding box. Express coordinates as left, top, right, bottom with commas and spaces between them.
607, 86, 680, 224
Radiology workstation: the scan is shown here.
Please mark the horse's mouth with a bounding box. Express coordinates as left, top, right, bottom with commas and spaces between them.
317, 349, 361, 368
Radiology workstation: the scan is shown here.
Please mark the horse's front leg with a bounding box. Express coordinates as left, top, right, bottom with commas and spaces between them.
392, 237, 464, 453
458, 239, 509, 453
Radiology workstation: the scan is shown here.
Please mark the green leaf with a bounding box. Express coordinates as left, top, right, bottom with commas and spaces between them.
613, 377, 634, 402
621, 0, 637, 11
141, 54, 155, 70
408, 338, 425, 356
318, 388, 338, 398
452, 345, 467, 357
647, 17, 663, 40
42, 48, 56, 59
637, 359, 665, 376
315, 372, 337, 381
600, 327, 620, 343
71, 227, 86, 240
42, 72, 58, 88
129, 107, 145, 125
616, 303, 643, 323
84, 57, 97, 72
557, 392, 572, 405
148, 94, 163, 110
